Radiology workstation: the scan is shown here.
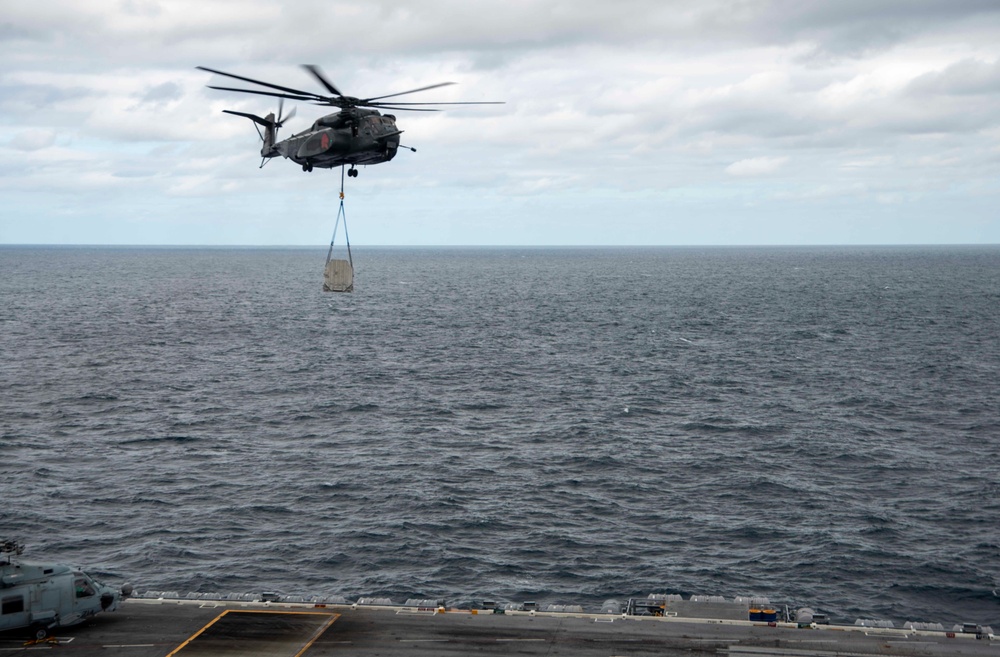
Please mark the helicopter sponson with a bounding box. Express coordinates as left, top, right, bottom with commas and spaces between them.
1, 546, 132, 640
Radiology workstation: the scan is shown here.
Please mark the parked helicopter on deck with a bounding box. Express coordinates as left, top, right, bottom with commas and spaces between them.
198, 65, 503, 175
0, 541, 131, 640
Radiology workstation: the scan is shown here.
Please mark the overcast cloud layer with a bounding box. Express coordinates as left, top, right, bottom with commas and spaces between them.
2, 0, 999, 245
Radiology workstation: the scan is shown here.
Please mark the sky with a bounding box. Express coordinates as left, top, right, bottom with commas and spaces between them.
2, 0, 999, 246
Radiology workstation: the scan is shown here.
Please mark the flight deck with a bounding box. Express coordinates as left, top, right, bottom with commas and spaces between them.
2, 596, 995, 657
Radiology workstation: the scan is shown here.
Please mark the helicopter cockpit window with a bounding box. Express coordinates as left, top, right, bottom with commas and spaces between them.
74, 577, 96, 598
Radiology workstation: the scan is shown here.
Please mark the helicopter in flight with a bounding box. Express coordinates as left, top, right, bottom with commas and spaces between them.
198, 65, 502, 176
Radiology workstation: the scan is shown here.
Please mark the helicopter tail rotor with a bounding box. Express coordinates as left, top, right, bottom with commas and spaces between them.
275, 98, 296, 132
263, 99, 295, 156
221, 98, 295, 164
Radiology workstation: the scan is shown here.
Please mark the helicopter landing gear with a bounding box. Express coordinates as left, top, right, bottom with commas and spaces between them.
24, 623, 57, 646
347, 166, 358, 178
302, 162, 314, 172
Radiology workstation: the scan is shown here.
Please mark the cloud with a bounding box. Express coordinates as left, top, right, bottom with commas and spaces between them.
141, 81, 184, 104
6, 129, 56, 151
2, 1, 1000, 245
4, 1, 996, 64
725, 156, 790, 176
906, 58, 1000, 96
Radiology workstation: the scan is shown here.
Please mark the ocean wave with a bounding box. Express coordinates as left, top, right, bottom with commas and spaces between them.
3, 245, 999, 625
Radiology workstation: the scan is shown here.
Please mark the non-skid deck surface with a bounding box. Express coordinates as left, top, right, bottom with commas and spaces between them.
167, 610, 337, 657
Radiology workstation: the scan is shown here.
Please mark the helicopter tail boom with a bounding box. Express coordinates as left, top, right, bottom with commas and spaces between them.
221, 109, 280, 159
222, 98, 296, 162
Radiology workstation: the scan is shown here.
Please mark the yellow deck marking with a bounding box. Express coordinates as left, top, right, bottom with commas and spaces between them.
166, 609, 338, 657
165, 611, 228, 657
293, 612, 338, 657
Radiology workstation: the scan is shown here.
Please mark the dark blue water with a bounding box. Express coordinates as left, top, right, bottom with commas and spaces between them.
2, 245, 998, 625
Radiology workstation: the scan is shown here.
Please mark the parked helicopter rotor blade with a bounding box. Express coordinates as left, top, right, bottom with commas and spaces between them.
197, 66, 321, 100
302, 64, 344, 98
364, 82, 457, 103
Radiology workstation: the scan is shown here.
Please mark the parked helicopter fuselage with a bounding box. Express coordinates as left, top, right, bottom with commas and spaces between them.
0, 560, 130, 639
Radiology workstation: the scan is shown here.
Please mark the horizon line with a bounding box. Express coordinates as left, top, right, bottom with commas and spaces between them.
3, 243, 999, 249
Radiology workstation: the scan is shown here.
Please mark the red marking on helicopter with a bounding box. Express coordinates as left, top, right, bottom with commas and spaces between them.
321, 133, 330, 150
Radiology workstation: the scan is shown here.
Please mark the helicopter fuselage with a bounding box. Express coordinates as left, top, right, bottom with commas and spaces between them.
0, 559, 129, 639
270, 108, 401, 171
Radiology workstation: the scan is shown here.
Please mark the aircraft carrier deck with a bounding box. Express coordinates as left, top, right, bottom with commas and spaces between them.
2, 594, 995, 656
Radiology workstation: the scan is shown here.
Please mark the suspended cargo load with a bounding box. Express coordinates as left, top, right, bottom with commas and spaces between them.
323, 259, 354, 292
323, 168, 354, 292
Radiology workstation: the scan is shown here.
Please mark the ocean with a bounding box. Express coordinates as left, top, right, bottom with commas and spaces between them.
1, 245, 998, 626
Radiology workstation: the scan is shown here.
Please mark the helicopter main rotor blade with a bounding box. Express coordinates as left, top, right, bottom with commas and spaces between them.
201, 65, 504, 112
367, 105, 442, 112
302, 64, 343, 98
370, 101, 505, 106
206, 85, 317, 102
197, 66, 321, 100
363, 82, 456, 103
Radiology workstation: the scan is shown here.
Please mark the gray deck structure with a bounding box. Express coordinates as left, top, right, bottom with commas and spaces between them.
1, 598, 994, 656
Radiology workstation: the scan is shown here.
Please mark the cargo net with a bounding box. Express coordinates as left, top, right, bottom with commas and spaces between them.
324, 166, 354, 292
